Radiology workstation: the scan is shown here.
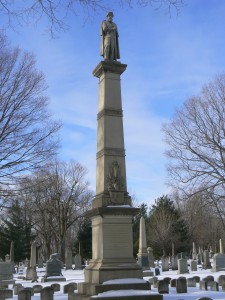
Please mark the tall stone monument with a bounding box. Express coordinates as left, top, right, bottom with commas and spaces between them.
75, 12, 162, 300
137, 217, 149, 270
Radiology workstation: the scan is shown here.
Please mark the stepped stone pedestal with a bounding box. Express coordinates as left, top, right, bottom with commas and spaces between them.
75, 61, 162, 300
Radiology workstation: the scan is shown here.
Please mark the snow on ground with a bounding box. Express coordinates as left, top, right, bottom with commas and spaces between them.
8, 266, 225, 299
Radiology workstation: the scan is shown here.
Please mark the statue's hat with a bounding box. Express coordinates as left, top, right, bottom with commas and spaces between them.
106, 11, 114, 17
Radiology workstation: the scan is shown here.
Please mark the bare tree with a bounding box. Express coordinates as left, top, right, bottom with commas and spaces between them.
174, 189, 224, 250
0, 0, 185, 36
0, 33, 61, 195
20, 160, 93, 261
163, 74, 225, 199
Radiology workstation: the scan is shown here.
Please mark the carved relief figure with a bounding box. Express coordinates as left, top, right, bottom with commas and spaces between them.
107, 161, 124, 191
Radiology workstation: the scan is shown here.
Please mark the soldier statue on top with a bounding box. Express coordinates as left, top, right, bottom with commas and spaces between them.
100, 12, 120, 61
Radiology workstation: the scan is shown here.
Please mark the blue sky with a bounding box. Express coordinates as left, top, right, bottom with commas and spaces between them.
2, 0, 225, 205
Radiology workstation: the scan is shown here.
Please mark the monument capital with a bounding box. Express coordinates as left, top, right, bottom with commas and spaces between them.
93, 61, 127, 78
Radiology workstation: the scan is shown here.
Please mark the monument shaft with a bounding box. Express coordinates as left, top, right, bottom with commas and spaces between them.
92, 61, 131, 208
82, 61, 142, 287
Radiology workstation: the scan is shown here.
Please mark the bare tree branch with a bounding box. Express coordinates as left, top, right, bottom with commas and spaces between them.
0, 0, 185, 37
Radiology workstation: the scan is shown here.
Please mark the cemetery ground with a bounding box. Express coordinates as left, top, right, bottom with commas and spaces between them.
7, 263, 225, 300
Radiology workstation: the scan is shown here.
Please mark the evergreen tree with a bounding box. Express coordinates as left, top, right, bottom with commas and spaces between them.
0, 200, 35, 262
74, 217, 92, 260
148, 195, 190, 257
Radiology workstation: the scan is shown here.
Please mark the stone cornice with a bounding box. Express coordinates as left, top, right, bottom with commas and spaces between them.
93, 61, 127, 78
86, 206, 140, 218
96, 148, 125, 159
97, 108, 123, 119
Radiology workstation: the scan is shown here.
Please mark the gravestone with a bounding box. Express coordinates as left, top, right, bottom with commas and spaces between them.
0, 261, 14, 287
5, 255, 10, 262
151, 277, 158, 288
26, 242, 37, 280
147, 247, 155, 268
18, 289, 32, 300
176, 277, 187, 293
64, 282, 77, 293
158, 280, 169, 294
190, 259, 197, 271
210, 281, 219, 291
0, 288, 13, 299
137, 217, 149, 270
187, 277, 196, 287
24, 258, 29, 267
51, 283, 60, 292
192, 242, 197, 260
41, 286, 54, 300
33, 284, 43, 293
65, 247, 73, 270
38, 257, 43, 268
177, 258, 189, 274
161, 256, 169, 272
199, 280, 208, 290
74, 254, 82, 270
202, 250, 211, 269
198, 247, 202, 264
212, 253, 225, 272
14, 284, 24, 295
171, 255, 178, 270
170, 279, 176, 287
217, 274, 225, 286
42, 253, 65, 282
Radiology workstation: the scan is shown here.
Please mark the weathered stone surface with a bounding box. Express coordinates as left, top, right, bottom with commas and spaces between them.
64, 282, 77, 293
147, 247, 155, 268
190, 260, 197, 271
51, 283, 60, 292
176, 277, 187, 293
161, 257, 169, 272
0, 288, 13, 299
40, 286, 54, 300
158, 280, 169, 294
199, 280, 208, 290
163, 277, 171, 284
33, 284, 43, 293
0, 262, 13, 280
193, 276, 200, 283
25, 266, 37, 281
171, 255, 178, 270
18, 289, 32, 300
202, 250, 211, 269
212, 253, 225, 272
75, 254, 82, 270
14, 284, 24, 295
210, 281, 219, 291
45, 253, 63, 277
177, 258, 189, 274
218, 274, 225, 285
187, 277, 196, 287
170, 279, 176, 287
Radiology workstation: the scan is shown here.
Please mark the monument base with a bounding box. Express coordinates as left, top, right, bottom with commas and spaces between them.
41, 276, 66, 282
69, 279, 163, 300
137, 254, 149, 271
